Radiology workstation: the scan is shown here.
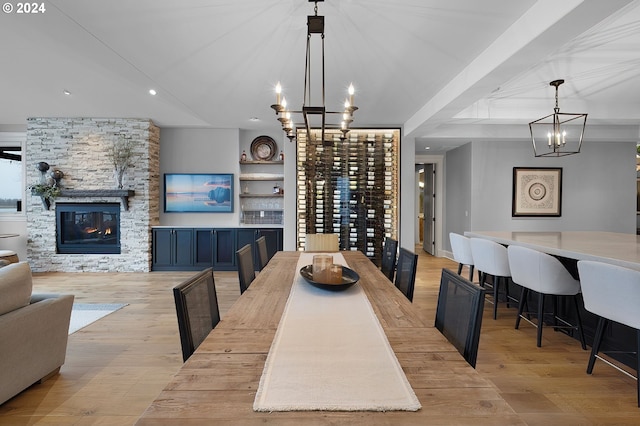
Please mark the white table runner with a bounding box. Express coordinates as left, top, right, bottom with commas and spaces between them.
253, 252, 421, 412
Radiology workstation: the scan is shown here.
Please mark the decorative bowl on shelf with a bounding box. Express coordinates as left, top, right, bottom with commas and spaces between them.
299, 265, 360, 291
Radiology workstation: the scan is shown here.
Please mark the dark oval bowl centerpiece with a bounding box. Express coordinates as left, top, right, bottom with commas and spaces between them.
299, 265, 360, 291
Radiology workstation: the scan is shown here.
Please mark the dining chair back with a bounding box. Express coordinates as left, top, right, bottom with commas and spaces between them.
577, 260, 640, 406
236, 244, 256, 294
304, 233, 339, 252
449, 232, 476, 282
435, 269, 486, 368
380, 237, 398, 281
256, 236, 269, 271
173, 267, 220, 362
394, 248, 418, 302
469, 237, 512, 319
508, 245, 585, 348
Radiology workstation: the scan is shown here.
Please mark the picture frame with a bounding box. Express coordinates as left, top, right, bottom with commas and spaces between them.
164, 173, 234, 213
512, 167, 562, 217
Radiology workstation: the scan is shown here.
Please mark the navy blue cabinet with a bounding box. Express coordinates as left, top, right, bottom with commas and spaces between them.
213, 229, 236, 270
193, 229, 215, 268
152, 228, 193, 270
152, 227, 282, 271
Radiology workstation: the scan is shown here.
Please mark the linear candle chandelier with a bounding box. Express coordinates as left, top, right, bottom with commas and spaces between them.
529, 79, 587, 157
271, 0, 357, 145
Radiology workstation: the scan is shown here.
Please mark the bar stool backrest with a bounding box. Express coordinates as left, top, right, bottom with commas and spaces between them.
449, 233, 474, 266
469, 238, 510, 278
577, 260, 640, 330
508, 245, 580, 295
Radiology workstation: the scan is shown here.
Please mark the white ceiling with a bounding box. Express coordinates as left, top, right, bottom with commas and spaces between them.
1, 0, 639, 153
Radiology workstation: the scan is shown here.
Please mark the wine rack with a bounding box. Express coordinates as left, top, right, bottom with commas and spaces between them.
296, 129, 399, 265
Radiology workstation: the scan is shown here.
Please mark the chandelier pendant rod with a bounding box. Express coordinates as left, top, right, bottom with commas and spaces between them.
271, 0, 356, 144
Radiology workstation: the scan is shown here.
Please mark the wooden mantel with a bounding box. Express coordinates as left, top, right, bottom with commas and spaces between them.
58, 189, 135, 210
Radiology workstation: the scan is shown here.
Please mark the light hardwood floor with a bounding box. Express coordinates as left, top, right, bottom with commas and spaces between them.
1, 250, 639, 425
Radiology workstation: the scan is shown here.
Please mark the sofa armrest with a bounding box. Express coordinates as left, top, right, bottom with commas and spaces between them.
0, 293, 74, 405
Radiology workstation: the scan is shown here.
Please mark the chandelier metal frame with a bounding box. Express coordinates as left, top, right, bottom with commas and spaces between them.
271, 0, 357, 145
529, 79, 587, 157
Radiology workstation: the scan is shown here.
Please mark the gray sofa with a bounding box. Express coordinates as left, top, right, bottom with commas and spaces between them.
0, 262, 74, 405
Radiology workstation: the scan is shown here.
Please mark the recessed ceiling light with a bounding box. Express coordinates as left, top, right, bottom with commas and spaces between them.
425, 146, 430, 150
63, 89, 71, 96
149, 89, 157, 96
249, 117, 260, 122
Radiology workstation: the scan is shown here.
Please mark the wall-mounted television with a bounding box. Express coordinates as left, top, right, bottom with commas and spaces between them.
164, 173, 233, 213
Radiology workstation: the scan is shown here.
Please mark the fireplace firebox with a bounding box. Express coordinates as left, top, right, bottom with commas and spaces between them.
56, 203, 121, 254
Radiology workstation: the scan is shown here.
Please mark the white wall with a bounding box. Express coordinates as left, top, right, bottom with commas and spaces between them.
159, 128, 242, 227
399, 133, 415, 251
158, 128, 296, 250
443, 143, 472, 253
442, 139, 636, 247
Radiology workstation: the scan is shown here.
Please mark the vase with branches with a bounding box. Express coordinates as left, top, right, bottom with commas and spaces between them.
107, 137, 136, 189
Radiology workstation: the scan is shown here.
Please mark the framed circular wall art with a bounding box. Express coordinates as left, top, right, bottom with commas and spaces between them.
512, 167, 562, 217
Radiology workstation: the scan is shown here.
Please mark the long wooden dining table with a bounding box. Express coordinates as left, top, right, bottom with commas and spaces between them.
137, 251, 522, 425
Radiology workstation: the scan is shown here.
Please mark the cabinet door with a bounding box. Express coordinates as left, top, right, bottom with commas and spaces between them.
194, 228, 214, 267
257, 228, 283, 261
213, 229, 236, 270
173, 229, 194, 267
152, 229, 173, 268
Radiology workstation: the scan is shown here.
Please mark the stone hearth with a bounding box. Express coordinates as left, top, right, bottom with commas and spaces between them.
25, 118, 160, 272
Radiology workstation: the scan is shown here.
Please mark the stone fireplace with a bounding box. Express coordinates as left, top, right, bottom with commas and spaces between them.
25, 118, 160, 272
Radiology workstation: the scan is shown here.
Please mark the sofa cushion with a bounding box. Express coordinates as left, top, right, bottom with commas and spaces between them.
0, 262, 32, 316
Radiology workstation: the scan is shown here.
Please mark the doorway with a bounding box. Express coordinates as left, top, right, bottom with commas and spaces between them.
415, 155, 443, 257
418, 164, 435, 255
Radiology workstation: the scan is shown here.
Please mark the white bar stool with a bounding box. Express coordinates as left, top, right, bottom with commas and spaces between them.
449, 232, 477, 282
508, 245, 586, 349
577, 260, 640, 407
469, 237, 513, 319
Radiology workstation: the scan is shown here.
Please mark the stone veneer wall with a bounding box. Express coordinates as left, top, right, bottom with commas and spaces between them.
25, 118, 160, 272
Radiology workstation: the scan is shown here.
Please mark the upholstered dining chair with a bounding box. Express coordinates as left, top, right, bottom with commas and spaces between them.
577, 260, 640, 407
394, 248, 418, 302
469, 237, 513, 319
508, 245, 586, 349
256, 236, 269, 271
173, 267, 220, 362
380, 237, 398, 281
449, 232, 476, 282
304, 233, 339, 252
236, 244, 256, 294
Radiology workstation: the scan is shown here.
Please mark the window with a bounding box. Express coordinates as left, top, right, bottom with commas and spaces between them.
0, 135, 25, 214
